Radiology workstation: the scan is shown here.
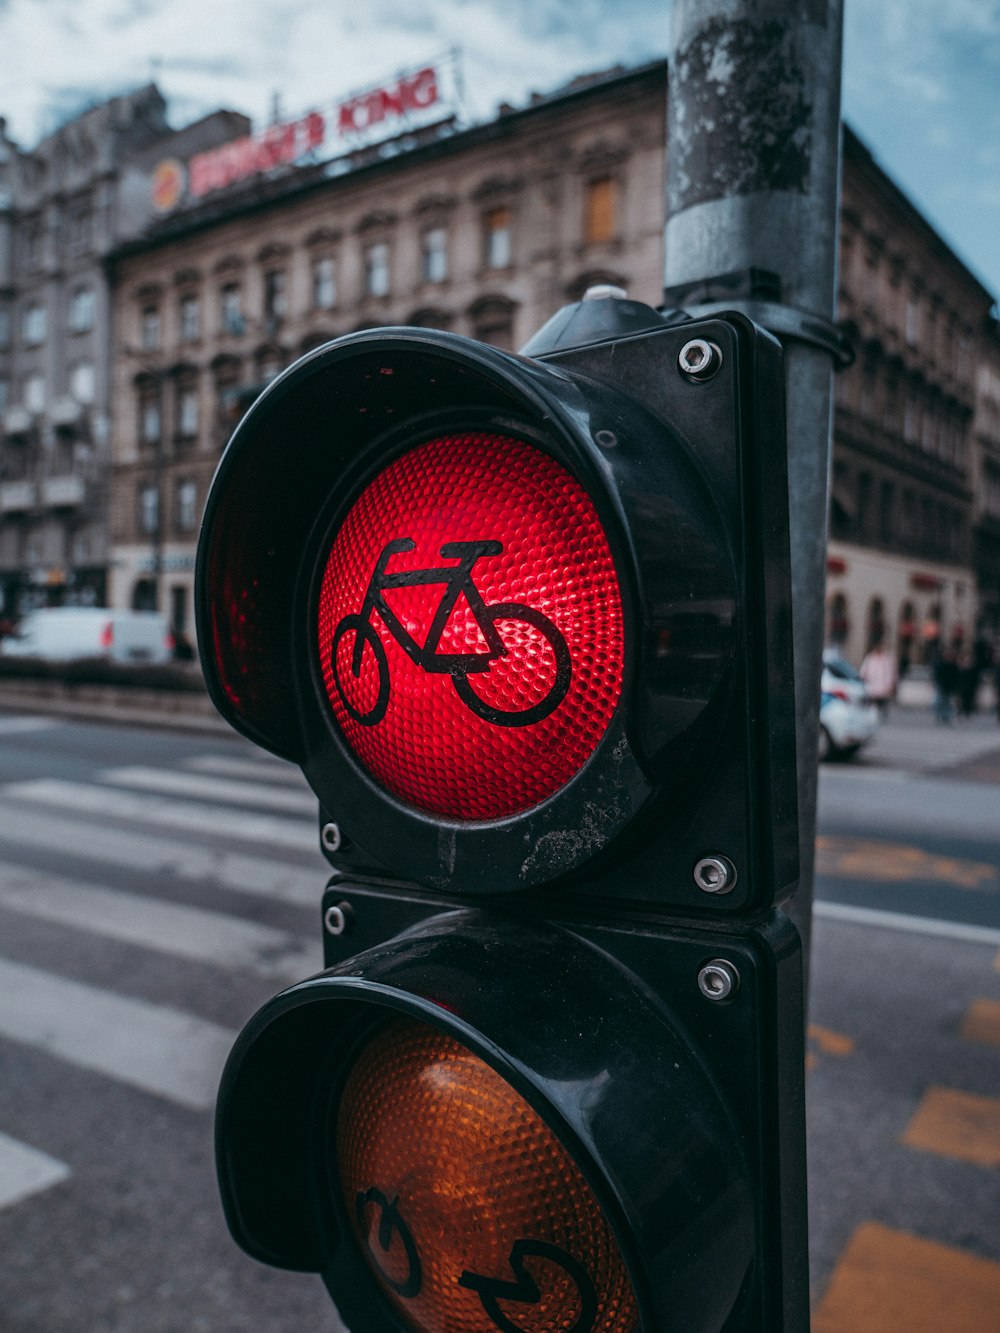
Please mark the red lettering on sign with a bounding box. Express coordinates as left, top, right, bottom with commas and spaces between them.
403, 66, 438, 111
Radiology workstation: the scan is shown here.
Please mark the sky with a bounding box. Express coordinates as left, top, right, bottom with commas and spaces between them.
2, 0, 999, 301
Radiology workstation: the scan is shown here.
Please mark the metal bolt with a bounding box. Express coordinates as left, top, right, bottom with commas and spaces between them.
678, 338, 722, 382
321, 822, 342, 853
698, 959, 740, 1002
324, 901, 353, 937
693, 854, 738, 895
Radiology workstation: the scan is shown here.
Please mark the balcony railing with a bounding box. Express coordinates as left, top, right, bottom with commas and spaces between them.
0, 480, 37, 513
41, 474, 86, 508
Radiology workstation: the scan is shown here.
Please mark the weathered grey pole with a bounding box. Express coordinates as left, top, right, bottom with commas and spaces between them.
664, 0, 846, 984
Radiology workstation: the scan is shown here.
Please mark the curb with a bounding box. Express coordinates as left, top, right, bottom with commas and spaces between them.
0, 678, 233, 737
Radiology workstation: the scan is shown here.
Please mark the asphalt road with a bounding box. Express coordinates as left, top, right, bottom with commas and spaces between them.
809, 707, 1000, 1330
0, 705, 997, 1331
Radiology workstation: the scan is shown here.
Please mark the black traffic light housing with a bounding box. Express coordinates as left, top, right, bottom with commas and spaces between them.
197, 300, 808, 1333
198, 310, 796, 915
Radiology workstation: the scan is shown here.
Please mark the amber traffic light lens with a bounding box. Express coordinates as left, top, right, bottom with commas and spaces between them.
316, 431, 624, 821
336, 1015, 639, 1333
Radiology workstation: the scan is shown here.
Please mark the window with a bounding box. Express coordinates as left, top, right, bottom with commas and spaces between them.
68, 205, 93, 256
483, 208, 512, 269
22, 303, 46, 346
264, 270, 287, 322
220, 284, 244, 335
905, 293, 921, 347
70, 361, 95, 404
141, 306, 160, 350
878, 481, 894, 543
583, 177, 617, 246
364, 243, 390, 297
138, 383, 161, 445
139, 484, 160, 535
421, 227, 448, 284
257, 350, 283, 385
69, 287, 95, 333
23, 224, 43, 270
23, 373, 45, 414
177, 381, 199, 438
470, 297, 516, 349
904, 393, 919, 445
0, 378, 8, 413
857, 472, 872, 538
313, 256, 337, 310
827, 592, 849, 646
176, 479, 198, 532
179, 294, 200, 342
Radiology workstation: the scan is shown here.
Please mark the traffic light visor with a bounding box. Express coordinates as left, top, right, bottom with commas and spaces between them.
317, 430, 624, 820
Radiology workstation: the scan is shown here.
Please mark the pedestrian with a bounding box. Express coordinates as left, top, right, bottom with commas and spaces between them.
860, 640, 897, 715
932, 646, 957, 724
956, 649, 979, 719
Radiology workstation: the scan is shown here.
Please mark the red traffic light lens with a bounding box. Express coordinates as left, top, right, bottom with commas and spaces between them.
317, 431, 624, 821
336, 1015, 639, 1333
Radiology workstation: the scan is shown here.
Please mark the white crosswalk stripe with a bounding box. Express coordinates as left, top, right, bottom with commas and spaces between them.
0, 715, 61, 736
0, 804, 324, 906
0, 742, 330, 1211
0, 958, 235, 1112
0, 1132, 71, 1209
183, 754, 308, 785
0, 864, 320, 982
100, 765, 318, 814
2, 778, 316, 848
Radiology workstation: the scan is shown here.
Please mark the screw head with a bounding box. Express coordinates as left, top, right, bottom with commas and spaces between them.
698, 959, 740, 1002
324, 901, 353, 936
693, 855, 737, 895
321, 822, 342, 853
678, 338, 722, 382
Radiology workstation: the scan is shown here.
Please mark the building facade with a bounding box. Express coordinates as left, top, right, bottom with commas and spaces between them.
0, 87, 247, 620
827, 128, 997, 668
106, 63, 668, 637
103, 61, 998, 664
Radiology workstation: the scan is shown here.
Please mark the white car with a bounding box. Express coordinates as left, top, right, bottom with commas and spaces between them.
819, 651, 879, 760
1, 607, 173, 664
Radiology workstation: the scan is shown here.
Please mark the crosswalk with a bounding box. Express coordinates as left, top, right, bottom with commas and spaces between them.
0, 721, 328, 1213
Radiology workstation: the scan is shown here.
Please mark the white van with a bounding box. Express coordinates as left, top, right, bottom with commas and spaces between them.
1, 607, 173, 664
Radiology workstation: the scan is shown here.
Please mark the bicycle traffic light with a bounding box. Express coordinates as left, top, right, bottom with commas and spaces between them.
197, 297, 807, 1333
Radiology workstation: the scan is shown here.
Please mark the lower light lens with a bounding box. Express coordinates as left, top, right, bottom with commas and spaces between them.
336, 1015, 639, 1333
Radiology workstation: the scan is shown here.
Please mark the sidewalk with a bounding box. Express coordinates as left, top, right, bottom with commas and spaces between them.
0, 674, 232, 736
856, 701, 1000, 777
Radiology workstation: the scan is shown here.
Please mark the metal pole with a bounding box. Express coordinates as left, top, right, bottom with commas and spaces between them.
664, 0, 845, 987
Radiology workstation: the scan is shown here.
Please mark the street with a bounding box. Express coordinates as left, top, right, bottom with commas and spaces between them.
810, 707, 1000, 1329
0, 704, 997, 1330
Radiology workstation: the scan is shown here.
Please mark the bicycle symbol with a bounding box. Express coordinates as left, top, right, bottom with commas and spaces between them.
331, 537, 571, 729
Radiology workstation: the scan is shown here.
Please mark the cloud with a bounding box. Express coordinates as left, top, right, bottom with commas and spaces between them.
0, 0, 996, 294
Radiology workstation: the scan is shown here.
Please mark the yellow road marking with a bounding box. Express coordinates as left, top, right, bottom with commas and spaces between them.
813, 1221, 1000, 1331
961, 998, 1000, 1047
816, 835, 998, 889
901, 1086, 1000, 1168
809, 1024, 856, 1057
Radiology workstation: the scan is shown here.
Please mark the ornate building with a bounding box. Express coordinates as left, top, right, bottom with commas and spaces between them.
106, 62, 667, 637
827, 127, 997, 666
0, 87, 247, 618
103, 61, 998, 661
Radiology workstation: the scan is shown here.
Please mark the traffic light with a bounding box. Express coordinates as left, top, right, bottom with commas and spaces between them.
196, 297, 807, 1332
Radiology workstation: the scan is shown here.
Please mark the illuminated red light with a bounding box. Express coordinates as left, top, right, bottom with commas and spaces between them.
316, 432, 624, 820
